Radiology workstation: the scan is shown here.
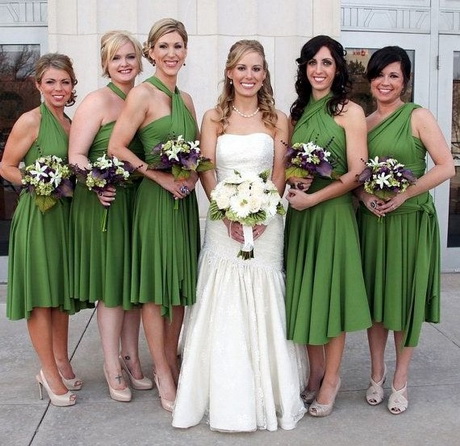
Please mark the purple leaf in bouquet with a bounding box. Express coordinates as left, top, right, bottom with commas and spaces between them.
357, 166, 372, 183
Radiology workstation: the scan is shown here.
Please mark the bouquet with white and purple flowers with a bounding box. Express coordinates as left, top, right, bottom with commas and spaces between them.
72, 154, 136, 231
209, 170, 285, 260
22, 154, 74, 213
357, 156, 417, 201
149, 135, 214, 180
285, 140, 335, 184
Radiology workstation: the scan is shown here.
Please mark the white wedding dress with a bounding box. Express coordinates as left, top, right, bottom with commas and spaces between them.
172, 133, 307, 432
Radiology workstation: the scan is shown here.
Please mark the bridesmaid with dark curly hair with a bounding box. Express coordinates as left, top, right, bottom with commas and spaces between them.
284, 35, 372, 417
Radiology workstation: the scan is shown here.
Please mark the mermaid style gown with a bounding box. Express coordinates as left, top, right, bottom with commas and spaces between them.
173, 133, 307, 432
130, 76, 200, 317
284, 95, 371, 345
7, 103, 76, 320
70, 83, 143, 309
357, 103, 441, 347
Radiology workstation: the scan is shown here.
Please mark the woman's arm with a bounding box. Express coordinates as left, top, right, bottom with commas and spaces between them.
0, 110, 39, 185
287, 101, 367, 211
198, 109, 219, 200
377, 107, 455, 213
272, 111, 289, 196
68, 91, 104, 168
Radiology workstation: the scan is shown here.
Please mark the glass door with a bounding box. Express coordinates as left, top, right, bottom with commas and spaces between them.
438, 35, 460, 271
0, 26, 47, 280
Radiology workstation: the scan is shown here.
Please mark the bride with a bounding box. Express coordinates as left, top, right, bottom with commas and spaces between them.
172, 40, 306, 432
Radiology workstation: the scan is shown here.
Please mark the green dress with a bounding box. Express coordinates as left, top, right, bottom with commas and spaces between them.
357, 104, 440, 347
7, 103, 76, 320
70, 83, 143, 309
130, 76, 200, 319
284, 95, 371, 345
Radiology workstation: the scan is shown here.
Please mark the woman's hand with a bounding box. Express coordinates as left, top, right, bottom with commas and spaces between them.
360, 191, 385, 217
224, 219, 244, 243
97, 186, 116, 206
286, 187, 318, 211
145, 170, 190, 200
287, 176, 313, 192
377, 193, 408, 216
252, 224, 267, 240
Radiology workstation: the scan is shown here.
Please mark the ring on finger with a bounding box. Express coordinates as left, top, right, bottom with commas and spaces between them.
370, 201, 376, 209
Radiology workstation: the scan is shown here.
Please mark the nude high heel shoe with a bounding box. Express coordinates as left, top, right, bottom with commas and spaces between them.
36, 370, 76, 407
309, 378, 341, 417
103, 365, 132, 402
153, 372, 174, 412
59, 370, 83, 391
119, 355, 153, 390
366, 363, 387, 406
388, 382, 408, 415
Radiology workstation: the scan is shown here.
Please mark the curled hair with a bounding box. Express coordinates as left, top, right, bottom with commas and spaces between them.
142, 18, 188, 65
215, 40, 277, 134
100, 30, 143, 77
35, 53, 78, 106
290, 35, 351, 123
365, 46, 411, 91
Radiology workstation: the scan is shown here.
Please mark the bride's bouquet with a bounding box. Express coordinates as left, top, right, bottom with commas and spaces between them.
72, 154, 136, 232
209, 170, 285, 259
22, 154, 74, 213
357, 156, 416, 201
285, 140, 335, 184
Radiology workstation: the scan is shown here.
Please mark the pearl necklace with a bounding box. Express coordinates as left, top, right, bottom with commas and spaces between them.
232, 105, 260, 118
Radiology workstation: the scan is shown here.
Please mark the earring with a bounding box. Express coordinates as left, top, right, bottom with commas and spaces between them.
229, 79, 233, 85
183, 62, 186, 66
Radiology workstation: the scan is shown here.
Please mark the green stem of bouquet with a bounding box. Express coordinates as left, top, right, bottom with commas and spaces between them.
174, 198, 179, 210
101, 207, 109, 232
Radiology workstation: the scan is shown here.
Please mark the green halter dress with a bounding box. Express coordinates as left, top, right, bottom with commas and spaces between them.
284, 95, 371, 345
7, 103, 76, 320
357, 103, 441, 347
69, 82, 143, 309
130, 76, 200, 319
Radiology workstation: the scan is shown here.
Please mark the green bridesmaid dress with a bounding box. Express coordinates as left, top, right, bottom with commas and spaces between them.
284, 94, 371, 345
357, 103, 440, 347
70, 83, 143, 309
130, 76, 200, 319
7, 103, 76, 320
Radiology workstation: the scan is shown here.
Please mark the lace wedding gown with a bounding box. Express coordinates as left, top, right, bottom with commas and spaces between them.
172, 133, 306, 432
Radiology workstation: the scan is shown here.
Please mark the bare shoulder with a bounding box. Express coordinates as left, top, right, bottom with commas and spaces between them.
180, 90, 195, 110
75, 88, 109, 114
15, 107, 41, 132
203, 107, 220, 123
275, 109, 288, 122
341, 100, 365, 119
126, 82, 153, 103
411, 106, 435, 124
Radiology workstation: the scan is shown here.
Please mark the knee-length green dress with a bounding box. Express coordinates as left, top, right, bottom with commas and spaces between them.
356, 103, 440, 347
130, 76, 200, 319
70, 83, 143, 309
7, 103, 76, 320
284, 95, 371, 345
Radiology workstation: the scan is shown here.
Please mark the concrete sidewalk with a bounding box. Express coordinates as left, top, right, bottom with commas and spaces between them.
0, 275, 459, 446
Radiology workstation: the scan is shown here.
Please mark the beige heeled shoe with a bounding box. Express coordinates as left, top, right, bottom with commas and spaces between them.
309, 378, 341, 417
366, 363, 387, 406
36, 370, 76, 407
388, 382, 408, 414
153, 373, 175, 412
59, 370, 83, 391
103, 365, 132, 402
119, 355, 153, 390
